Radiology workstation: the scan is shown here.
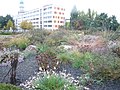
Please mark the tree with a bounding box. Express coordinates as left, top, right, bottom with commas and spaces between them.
109, 15, 119, 31
0, 15, 14, 29
70, 5, 78, 30
94, 13, 119, 31
6, 20, 14, 30
0, 16, 5, 29
5, 15, 14, 26
20, 20, 28, 30
20, 20, 33, 30
27, 21, 33, 30
65, 22, 70, 29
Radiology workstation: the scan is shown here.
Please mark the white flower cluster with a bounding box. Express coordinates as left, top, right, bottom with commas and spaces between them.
20, 69, 90, 90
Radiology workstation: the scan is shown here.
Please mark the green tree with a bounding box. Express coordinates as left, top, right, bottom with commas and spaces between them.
70, 5, 78, 30
27, 21, 33, 30
20, 20, 33, 30
0, 16, 5, 29
109, 15, 119, 31
6, 20, 14, 30
0, 15, 14, 29
65, 22, 70, 29
77, 9, 97, 30
20, 20, 28, 30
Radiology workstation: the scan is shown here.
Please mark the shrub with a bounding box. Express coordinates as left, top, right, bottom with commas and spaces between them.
0, 31, 13, 35
57, 51, 94, 70
91, 53, 120, 80
57, 52, 71, 63
31, 72, 80, 90
70, 51, 95, 72
34, 75, 65, 90
8, 36, 30, 50
29, 29, 51, 44
112, 46, 120, 57
0, 83, 21, 90
45, 30, 68, 46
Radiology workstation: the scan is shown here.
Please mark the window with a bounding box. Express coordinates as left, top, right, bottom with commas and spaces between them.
58, 21, 59, 23
54, 11, 57, 14
44, 25, 47, 27
44, 8, 47, 11
60, 21, 63, 23
48, 25, 52, 27
48, 7, 52, 9
48, 16, 52, 18
40, 21, 42, 24
57, 7, 60, 10
55, 25, 57, 27
58, 16, 60, 19
48, 11, 52, 14
40, 17, 42, 20
54, 20, 56, 23
40, 25, 42, 28
62, 13, 64, 15
54, 7, 56, 9
53, 16, 55, 18
36, 18, 39, 20
44, 21, 47, 23
48, 20, 52, 23
61, 8, 63, 10
59, 12, 61, 14
36, 22, 38, 24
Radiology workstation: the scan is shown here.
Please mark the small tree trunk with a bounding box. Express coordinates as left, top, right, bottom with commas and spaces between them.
10, 53, 19, 85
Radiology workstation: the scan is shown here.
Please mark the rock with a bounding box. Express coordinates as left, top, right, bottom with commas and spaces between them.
59, 45, 73, 50
108, 41, 117, 49
18, 54, 25, 63
24, 45, 37, 52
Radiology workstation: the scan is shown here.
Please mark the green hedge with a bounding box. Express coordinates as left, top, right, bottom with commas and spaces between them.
0, 83, 21, 90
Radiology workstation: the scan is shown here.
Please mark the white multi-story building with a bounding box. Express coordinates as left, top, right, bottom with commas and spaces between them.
14, 2, 65, 30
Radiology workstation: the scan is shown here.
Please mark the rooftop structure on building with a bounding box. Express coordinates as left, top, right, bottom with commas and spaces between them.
14, 1, 66, 30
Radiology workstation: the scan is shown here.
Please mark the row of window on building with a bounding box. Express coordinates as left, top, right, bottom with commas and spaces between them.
54, 11, 64, 15
43, 16, 65, 20
44, 25, 63, 28
53, 16, 65, 19
23, 9, 42, 15
43, 6, 65, 11
43, 20, 64, 23
44, 7, 52, 11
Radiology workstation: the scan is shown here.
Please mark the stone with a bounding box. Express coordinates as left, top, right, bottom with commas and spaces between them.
24, 45, 37, 52
59, 45, 73, 50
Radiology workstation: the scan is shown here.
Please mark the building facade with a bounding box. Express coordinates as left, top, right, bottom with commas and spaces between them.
14, 4, 65, 30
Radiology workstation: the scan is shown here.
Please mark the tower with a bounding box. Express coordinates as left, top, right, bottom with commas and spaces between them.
18, 0, 25, 14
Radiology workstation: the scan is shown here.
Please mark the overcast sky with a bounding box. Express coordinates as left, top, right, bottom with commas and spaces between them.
0, 0, 120, 21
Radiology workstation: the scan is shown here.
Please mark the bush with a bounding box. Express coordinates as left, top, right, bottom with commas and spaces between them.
45, 30, 68, 46
0, 83, 21, 90
91, 53, 120, 80
57, 52, 71, 63
8, 36, 30, 50
33, 73, 78, 90
57, 51, 94, 70
0, 31, 13, 35
29, 29, 51, 44
34, 75, 65, 90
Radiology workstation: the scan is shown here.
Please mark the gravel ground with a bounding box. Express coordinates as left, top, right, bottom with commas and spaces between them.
0, 55, 38, 85
1, 55, 120, 90
88, 80, 120, 90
